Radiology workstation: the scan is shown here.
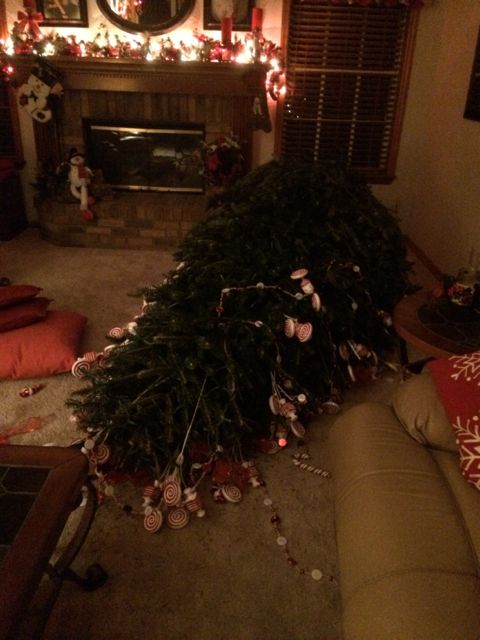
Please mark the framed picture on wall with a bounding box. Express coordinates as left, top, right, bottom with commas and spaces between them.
203, 0, 255, 32
37, 0, 88, 27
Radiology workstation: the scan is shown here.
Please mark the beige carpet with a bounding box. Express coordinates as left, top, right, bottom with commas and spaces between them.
0, 228, 430, 640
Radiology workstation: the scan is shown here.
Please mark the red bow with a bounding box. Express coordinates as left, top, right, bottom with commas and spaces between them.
17, 10, 44, 41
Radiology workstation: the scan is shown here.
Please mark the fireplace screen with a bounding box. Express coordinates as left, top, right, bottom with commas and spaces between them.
84, 120, 205, 193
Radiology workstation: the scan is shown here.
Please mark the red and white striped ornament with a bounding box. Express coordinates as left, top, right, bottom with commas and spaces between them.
290, 268, 309, 280
320, 400, 340, 415
166, 507, 190, 529
279, 401, 296, 418
107, 326, 127, 341
19, 384, 43, 397
291, 420, 306, 438
184, 490, 206, 517
311, 292, 322, 311
71, 357, 91, 378
300, 278, 314, 295
91, 443, 111, 465
284, 317, 296, 338
221, 484, 243, 503
163, 478, 182, 507
83, 351, 99, 363
269, 394, 281, 415
295, 322, 313, 343
143, 507, 163, 533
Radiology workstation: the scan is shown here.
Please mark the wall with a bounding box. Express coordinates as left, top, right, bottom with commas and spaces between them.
374, 0, 480, 275
5, 0, 283, 219
7, 0, 480, 274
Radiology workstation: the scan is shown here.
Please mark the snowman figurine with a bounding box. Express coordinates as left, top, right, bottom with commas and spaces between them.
68, 149, 95, 222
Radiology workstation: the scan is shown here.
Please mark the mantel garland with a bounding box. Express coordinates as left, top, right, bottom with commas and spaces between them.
1, 23, 284, 98
331, 0, 424, 6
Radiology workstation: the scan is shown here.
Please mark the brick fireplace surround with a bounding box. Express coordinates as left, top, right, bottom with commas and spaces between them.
14, 57, 269, 249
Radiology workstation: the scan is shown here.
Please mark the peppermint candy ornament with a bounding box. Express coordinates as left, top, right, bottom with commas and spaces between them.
300, 279, 314, 295
295, 322, 313, 343
184, 489, 206, 517
163, 478, 182, 507
126, 321, 138, 335
91, 443, 111, 465
311, 293, 322, 311
221, 484, 243, 503
284, 317, 296, 338
290, 268, 308, 280
107, 326, 127, 341
167, 507, 190, 529
269, 395, 281, 415
278, 402, 296, 418
19, 384, 43, 397
103, 344, 117, 356
83, 351, 99, 363
291, 420, 306, 438
71, 357, 91, 378
321, 400, 341, 415
144, 507, 163, 533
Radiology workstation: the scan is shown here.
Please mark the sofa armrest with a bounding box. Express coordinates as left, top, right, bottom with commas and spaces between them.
328, 402, 480, 640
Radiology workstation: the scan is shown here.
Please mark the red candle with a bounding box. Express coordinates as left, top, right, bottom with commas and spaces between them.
251, 7, 263, 31
221, 16, 233, 44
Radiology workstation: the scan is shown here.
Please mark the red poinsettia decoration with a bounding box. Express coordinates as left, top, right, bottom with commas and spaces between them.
199, 133, 244, 189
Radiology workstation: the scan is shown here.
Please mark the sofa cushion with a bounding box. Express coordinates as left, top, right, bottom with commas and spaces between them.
392, 371, 457, 453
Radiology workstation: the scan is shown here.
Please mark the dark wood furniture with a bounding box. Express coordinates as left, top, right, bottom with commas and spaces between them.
393, 289, 480, 363
0, 171, 28, 240
0, 445, 101, 639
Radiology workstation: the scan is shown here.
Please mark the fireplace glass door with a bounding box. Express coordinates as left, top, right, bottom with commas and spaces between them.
84, 120, 205, 193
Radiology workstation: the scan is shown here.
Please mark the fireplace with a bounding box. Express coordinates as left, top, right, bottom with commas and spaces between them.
84, 119, 205, 194
13, 57, 270, 248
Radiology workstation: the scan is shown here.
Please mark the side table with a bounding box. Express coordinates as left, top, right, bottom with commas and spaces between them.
0, 445, 105, 639
393, 289, 480, 365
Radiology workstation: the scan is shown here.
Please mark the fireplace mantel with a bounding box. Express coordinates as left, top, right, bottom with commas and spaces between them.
14, 56, 272, 167
15, 57, 271, 249
13, 56, 270, 97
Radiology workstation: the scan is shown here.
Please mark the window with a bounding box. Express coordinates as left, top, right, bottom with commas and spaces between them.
279, 0, 419, 183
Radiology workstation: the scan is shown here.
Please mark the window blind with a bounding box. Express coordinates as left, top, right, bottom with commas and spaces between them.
280, 0, 417, 182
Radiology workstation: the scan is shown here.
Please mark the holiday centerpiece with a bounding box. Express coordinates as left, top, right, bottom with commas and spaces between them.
67, 159, 414, 538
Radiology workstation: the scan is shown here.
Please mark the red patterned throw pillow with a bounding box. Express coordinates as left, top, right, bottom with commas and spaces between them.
428, 352, 480, 490
0, 310, 87, 379
0, 297, 51, 332
0, 284, 42, 309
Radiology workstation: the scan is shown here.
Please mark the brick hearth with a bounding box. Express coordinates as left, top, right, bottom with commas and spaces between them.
37, 192, 208, 249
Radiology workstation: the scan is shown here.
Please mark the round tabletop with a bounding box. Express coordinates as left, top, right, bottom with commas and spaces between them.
393, 290, 479, 359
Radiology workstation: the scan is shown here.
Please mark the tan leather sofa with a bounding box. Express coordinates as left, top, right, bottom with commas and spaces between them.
328, 372, 480, 640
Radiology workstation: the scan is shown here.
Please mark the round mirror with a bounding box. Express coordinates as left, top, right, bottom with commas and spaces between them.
97, 0, 195, 35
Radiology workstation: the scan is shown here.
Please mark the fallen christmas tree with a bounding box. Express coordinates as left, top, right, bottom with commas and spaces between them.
68, 160, 414, 527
